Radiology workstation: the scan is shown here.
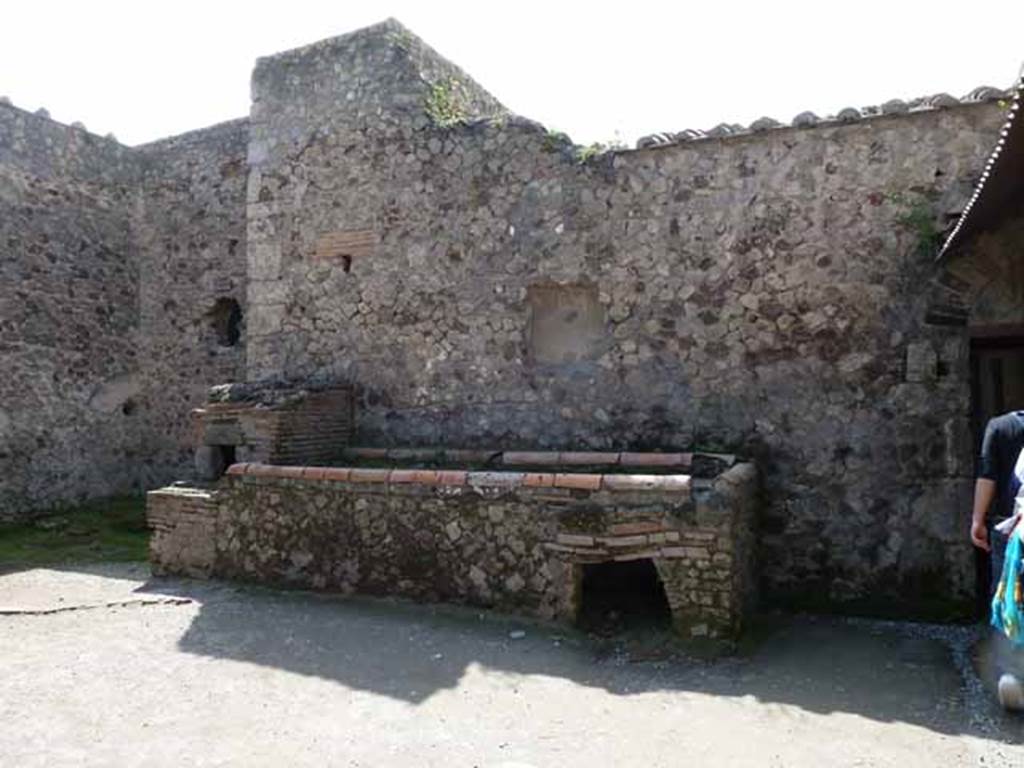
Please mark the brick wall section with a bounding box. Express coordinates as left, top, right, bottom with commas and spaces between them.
147, 486, 218, 578
195, 386, 355, 471
268, 389, 356, 465
147, 460, 758, 640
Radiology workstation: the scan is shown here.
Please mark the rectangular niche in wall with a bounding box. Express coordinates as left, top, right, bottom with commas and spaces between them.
528, 283, 606, 365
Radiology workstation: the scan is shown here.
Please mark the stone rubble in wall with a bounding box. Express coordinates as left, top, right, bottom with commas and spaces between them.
0, 96, 126, 145
5, 19, 1013, 613
148, 458, 758, 639
207, 376, 340, 407
241, 22, 1009, 614
635, 85, 1013, 149
0, 96, 248, 521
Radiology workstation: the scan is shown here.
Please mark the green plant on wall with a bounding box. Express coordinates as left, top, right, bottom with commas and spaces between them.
387, 26, 415, 53
425, 77, 470, 128
574, 138, 627, 164
889, 191, 941, 257
575, 142, 606, 163
541, 128, 571, 153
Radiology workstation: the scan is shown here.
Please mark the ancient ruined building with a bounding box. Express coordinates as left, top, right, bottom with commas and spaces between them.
3, 18, 1023, 630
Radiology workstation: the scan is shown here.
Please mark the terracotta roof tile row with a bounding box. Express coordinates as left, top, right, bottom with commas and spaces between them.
340, 446, 735, 468
635, 85, 1013, 149
225, 463, 693, 493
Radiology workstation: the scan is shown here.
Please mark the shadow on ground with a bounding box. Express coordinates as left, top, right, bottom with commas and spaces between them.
132, 570, 1022, 745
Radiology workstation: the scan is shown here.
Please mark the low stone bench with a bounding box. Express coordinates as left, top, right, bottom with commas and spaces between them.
147, 456, 758, 640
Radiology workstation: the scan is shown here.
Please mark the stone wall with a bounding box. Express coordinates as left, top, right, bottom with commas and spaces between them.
0, 105, 248, 520
133, 120, 250, 483
4, 19, 1018, 618
147, 458, 758, 639
241, 22, 1011, 615
0, 103, 141, 520
245, 19, 506, 379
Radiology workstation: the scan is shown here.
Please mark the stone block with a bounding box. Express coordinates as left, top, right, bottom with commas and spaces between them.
661, 546, 709, 559
602, 535, 649, 548
247, 303, 286, 336
681, 531, 716, 543
467, 471, 524, 488
613, 550, 661, 561
556, 533, 595, 547
609, 521, 666, 536
445, 521, 462, 542
906, 341, 938, 382
248, 242, 282, 279
602, 474, 691, 493
247, 279, 289, 305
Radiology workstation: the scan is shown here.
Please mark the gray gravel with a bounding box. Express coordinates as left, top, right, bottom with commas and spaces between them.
1, 564, 1022, 767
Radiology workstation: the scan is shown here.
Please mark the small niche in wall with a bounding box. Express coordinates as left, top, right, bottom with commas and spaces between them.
207, 298, 243, 347
528, 283, 606, 365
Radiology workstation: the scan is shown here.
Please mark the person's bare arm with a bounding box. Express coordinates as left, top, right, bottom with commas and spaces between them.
971, 478, 996, 551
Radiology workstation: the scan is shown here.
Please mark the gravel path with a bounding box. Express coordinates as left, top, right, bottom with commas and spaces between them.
1, 564, 1021, 767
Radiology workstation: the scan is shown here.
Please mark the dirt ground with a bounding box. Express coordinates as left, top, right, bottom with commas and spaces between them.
1, 563, 1021, 767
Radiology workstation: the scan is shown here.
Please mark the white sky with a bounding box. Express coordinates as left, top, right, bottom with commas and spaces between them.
3, 1, 1022, 147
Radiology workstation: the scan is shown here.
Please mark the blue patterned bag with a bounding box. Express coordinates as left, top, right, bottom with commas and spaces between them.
992, 524, 1024, 647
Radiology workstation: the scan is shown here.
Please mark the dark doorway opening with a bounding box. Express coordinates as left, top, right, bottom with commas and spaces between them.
197, 444, 237, 481
208, 298, 243, 347
970, 334, 1024, 615
577, 558, 672, 635
217, 444, 237, 469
